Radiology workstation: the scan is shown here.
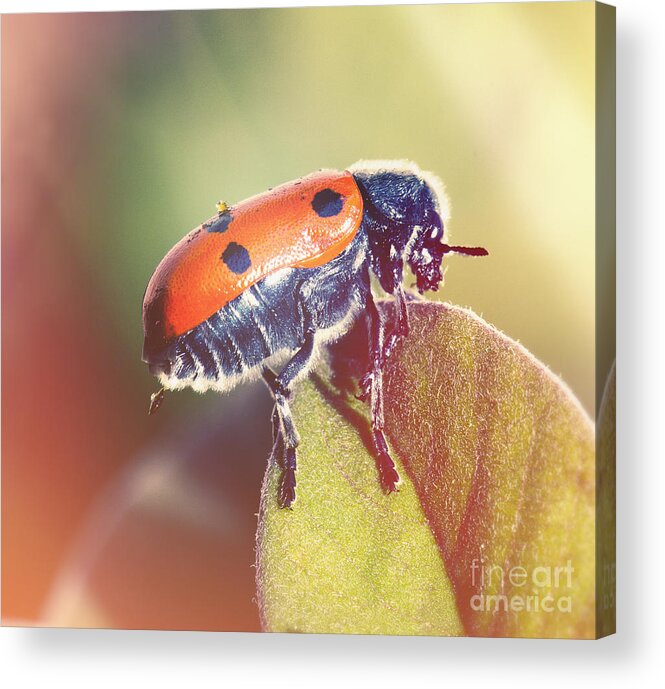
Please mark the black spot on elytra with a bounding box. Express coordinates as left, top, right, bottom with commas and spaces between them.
312, 188, 344, 217
221, 242, 251, 274
206, 211, 233, 233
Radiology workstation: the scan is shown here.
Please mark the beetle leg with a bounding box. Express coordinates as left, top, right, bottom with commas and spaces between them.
357, 285, 410, 400
262, 327, 316, 508
362, 291, 401, 493
370, 367, 401, 494
382, 284, 410, 362
269, 404, 285, 470
357, 292, 384, 401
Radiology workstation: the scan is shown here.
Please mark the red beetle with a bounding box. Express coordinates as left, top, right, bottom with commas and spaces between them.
143, 160, 487, 507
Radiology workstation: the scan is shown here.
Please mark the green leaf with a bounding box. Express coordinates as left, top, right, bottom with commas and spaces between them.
256, 302, 596, 638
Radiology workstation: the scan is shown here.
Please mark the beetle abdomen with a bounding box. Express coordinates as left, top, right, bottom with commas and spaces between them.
151, 272, 304, 394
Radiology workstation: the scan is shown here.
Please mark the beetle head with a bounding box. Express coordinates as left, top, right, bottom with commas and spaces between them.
404, 171, 488, 293
408, 214, 489, 293
350, 160, 487, 294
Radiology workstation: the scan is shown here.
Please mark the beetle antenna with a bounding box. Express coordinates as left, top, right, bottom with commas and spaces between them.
441, 243, 489, 257
148, 387, 166, 415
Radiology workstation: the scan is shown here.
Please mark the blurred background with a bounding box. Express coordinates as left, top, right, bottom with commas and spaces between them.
2, 3, 603, 630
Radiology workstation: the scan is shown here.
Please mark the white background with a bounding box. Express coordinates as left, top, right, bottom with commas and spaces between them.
0, 0, 662, 687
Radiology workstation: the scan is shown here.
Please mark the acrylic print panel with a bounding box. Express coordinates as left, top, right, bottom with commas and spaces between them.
1, 1, 615, 638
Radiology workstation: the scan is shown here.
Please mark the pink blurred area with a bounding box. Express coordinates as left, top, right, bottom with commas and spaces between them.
2, 13, 264, 631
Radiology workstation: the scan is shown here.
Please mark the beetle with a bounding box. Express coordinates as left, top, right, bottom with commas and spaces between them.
142, 160, 487, 507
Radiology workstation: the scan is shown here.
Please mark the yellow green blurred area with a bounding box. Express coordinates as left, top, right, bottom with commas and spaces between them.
2, 3, 605, 630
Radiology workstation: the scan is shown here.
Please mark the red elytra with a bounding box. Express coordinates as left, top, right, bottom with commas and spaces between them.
143, 170, 364, 341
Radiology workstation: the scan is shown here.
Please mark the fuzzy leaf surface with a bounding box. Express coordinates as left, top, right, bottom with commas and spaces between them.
257, 302, 595, 637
